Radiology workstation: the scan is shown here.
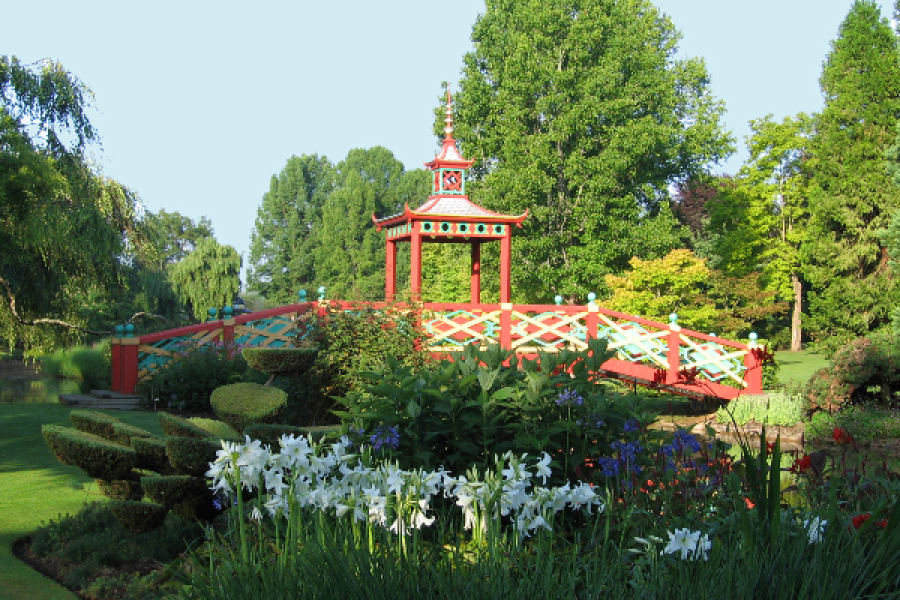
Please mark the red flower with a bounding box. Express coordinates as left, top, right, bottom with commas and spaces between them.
765, 441, 775, 456
744, 497, 756, 510
790, 454, 812, 474
852, 513, 871, 529
833, 428, 853, 445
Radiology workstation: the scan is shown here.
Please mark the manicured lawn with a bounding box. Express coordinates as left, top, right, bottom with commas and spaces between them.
0, 404, 164, 600
775, 350, 828, 388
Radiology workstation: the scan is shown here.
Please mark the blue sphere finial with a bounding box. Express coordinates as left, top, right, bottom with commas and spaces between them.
587, 292, 596, 304
207, 308, 218, 320
318, 286, 326, 301
222, 306, 233, 318
554, 295, 563, 306
298, 289, 307, 301
115, 325, 124, 336
124, 323, 135, 338
749, 332, 758, 341
669, 313, 678, 323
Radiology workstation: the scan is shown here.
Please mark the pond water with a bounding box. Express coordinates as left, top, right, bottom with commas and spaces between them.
0, 378, 80, 403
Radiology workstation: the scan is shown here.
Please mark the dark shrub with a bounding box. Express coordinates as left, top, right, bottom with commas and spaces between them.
165, 436, 220, 477
97, 477, 143, 500
108, 500, 168, 534
136, 341, 250, 412
243, 423, 340, 450
132, 437, 170, 472
142, 475, 215, 521
109, 422, 155, 447
41, 425, 136, 480
210, 382, 287, 433
243, 347, 318, 380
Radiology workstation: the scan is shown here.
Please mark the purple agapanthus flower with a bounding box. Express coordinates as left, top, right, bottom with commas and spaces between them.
370, 425, 400, 451
556, 388, 584, 407
624, 418, 640, 433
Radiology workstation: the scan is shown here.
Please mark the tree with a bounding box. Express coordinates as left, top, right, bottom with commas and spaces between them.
0, 56, 142, 349
144, 209, 214, 269
168, 238, 241, 321
707, 114, 812, 350
248, 155, 334, 305
447, 0, 733, 302
313, 148, 429, 300
803, 1, 900, 349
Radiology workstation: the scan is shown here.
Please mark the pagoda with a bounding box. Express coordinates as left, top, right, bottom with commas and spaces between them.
372, 92, 527, 303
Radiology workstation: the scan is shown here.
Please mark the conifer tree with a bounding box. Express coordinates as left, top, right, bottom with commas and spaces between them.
803, 0, 900, 347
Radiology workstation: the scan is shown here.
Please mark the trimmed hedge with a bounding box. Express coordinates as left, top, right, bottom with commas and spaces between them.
158, 411, 211, 439
141, 475, 216, 520
210, 382, 287, 433
97, 477, 143, 500
132, 437, 170, 472
242, 347, 318, 377
41, 425, 136, 480
110, 422, 155, 447
69, 409, 120, 440
243, 423, 341, 450
165, 436, 220, 477
188, 417, 240, 441
108, 500, 168, 534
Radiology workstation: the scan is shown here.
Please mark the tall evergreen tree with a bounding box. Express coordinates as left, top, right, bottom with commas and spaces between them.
313, 148, 427, 300
803, 0, 900, 348
448, 0, 733, 302
248, 154, 334, 305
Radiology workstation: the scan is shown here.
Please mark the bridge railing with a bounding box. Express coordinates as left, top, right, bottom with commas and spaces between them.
111, 300, 763, 400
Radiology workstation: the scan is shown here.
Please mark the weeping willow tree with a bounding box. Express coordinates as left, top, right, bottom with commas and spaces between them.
169, 238, 242, 321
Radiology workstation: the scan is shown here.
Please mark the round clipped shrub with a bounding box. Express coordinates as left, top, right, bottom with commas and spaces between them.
41, 425, 136, 480
109, 422, 155, 447
108, 500, 168, 534
97, 477, 143, 500
831, 332, 900, 405
158, 411, 211, 439
69, 409, 120, 440
242, 347, 318, 381
165, 436, 221, 477
210, 382, 287, 433
188, 417, 240, 440
243, 423, 341, 450
805, 367, 851, 413
132, 437, 170, 472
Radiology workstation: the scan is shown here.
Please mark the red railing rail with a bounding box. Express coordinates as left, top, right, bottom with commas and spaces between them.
111, 300, 764, 400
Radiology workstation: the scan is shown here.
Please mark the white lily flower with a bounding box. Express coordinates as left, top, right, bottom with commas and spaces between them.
535, 452, 553, 484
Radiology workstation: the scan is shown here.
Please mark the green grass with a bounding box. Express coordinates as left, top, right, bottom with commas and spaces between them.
0, 404, 164, 600
775, 350, 829, 388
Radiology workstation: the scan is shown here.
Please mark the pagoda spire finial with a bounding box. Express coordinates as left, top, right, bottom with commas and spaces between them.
444, 90, 454, 139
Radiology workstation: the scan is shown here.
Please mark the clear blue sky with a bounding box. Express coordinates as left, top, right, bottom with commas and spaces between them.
5, 1, 894, 288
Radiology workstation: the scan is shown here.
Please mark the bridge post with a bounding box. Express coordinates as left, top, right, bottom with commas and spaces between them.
222, 306, 236, 357
121, 324, 139, 395
665, 313, 681, 385
110, 326, 123, 393
744, 333, 763, 394
500, 303, 513, 351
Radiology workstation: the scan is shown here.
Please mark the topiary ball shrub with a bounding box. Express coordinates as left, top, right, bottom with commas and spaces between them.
108, 500, 168, 534
41, 425, 136, 480
165, 436, 220, 477
242, 347, 319, 382
188, 417, 240, 440
158, 411, 212, 439
69, 409, 120, 440
805, 367, 851, 413
97, 477, 143, 500
831, 332, 900, 406
210, 382, 287, 433
132, 437, 170, 473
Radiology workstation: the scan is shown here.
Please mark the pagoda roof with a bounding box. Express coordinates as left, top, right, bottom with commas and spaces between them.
373, 195, 527, 228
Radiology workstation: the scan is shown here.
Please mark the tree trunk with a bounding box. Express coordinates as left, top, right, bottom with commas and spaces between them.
790, 273, 803, 352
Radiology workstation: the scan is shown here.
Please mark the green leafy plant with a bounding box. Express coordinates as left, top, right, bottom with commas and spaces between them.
716, 392, 804, 426
40, 344, 111, 393
242, 347, 319, 384
137, 340, 251, 412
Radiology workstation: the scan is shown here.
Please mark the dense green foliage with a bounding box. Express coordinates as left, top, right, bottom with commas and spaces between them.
169, 238, 242, 321
40, 343, 111, 392
716, 392, 804, 426
137, 341, 251, 413
242, 347, 318, 379
447, 0, 732, 302
158, 411, 211, 439
248, 150, 430, 303
803, 1, 900, 349
165, 436, 221, 478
